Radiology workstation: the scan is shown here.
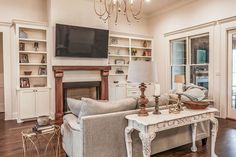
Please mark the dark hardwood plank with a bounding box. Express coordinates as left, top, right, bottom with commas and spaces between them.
0, 114, 235, 157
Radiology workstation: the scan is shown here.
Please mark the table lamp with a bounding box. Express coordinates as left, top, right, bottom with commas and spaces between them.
128, 61, 157, 116
174, 74, 185, 93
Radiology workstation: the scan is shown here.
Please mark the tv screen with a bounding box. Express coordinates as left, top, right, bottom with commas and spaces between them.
56, 24, 109, 58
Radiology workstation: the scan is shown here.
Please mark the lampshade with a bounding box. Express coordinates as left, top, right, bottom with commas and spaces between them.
127, 61, 157, 83
174, 75, 185, 83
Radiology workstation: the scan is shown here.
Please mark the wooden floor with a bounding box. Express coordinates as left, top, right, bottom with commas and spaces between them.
0, 113, 236, 157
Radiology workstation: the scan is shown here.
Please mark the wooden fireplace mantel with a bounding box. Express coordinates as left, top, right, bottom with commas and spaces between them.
53, 66, 111, 120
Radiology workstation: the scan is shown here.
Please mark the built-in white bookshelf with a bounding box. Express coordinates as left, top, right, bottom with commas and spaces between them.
16, 25, 49, 89
13, 21, 50, 123
108, 34, 153, 77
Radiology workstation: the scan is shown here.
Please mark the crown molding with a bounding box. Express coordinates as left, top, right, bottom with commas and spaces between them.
0, 22, 12, 27
164, 21, 216, 37
218, 16, 236, 24
12, 19, 48, 27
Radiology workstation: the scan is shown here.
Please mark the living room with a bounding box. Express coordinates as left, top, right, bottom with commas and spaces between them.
0, 0, 236, 157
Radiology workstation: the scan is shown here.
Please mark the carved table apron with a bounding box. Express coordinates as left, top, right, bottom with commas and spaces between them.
125, 108, 218, 157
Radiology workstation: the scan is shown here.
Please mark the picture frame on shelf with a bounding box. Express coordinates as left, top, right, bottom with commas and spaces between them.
38, 66, 47, 75
34, 42, 39, 51
115, 59, 125, 65
19, 54, 29, 63
20, 78, 30, 88
19, 42, 25, 51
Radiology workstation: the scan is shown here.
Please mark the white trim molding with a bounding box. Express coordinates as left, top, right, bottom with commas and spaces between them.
164, 21, 217, 37
0, 25, 12, 120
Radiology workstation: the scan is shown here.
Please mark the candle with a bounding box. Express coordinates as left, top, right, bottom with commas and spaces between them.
154, 84, 160, 96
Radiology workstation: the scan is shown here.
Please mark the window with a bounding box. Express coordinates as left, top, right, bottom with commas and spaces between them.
171, 34, 209, 89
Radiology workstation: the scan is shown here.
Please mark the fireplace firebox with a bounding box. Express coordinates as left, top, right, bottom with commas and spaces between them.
63, 81, 101, 112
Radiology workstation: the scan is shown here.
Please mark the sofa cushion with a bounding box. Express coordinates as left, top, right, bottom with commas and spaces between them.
79, 97, 137, 118
67, 98, 84, 116
146, 94, 170, 108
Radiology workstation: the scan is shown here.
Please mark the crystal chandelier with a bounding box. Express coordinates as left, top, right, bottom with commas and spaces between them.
94, 0, 150, 24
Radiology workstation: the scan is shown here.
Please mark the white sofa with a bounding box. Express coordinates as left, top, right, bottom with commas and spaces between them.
61, 108, 209, 157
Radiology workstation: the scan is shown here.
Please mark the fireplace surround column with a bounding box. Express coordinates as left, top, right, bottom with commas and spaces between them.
101, 70, 109, 100
54, 70, 64, 119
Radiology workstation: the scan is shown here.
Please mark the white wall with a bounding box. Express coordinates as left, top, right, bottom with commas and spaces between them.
49, 0, 109, 66
148, 0, 236, 117
0, 0, 47, 23
109, 14, 151, 37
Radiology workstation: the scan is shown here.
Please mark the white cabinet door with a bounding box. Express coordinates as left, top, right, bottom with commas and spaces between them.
116, 84, 127, 100
109, 85, 117, 101
109, 84, 127, 100
35, 89, 50, 116
19, 90, 36, 119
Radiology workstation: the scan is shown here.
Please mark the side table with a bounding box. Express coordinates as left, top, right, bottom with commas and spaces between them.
125, 108, 218, 157
21, 125, 61, 157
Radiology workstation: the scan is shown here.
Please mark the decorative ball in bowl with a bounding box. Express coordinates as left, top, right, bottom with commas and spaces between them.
37, 116, 50, 126
24, 71, 32, 75
183, 101, 209, 110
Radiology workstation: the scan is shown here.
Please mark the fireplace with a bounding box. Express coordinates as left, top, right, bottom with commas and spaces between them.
53, 66, 111, 120
63, 81, 101, 112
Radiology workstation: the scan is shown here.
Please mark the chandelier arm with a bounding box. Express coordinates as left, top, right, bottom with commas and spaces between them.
115, 1, 119, 24
105, 0, 111, 15
125, 9, 131, 23
130, 0, 143, 17
123, 0, 127, 15
94, 0, 107, 16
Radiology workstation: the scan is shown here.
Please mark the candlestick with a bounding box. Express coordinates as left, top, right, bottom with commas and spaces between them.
154, 84, 160, 96
153, 95, 161, 115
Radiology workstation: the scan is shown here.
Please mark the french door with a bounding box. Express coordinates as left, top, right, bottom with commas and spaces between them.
228, 30, 236, 119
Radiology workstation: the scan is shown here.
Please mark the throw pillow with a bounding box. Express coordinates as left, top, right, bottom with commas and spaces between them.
79, 97, 137, 118
67, 98, 84, 116
146, 94, 170, 108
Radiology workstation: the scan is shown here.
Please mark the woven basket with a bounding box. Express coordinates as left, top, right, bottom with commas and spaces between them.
183, 101, 209, 110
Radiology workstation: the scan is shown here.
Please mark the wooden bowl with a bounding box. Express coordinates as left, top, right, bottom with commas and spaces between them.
24, 71, 32, 75
183, 101, 209, 110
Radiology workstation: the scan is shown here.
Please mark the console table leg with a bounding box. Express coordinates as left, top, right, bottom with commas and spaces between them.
125, 127, 134, 157
210, 117, 218, 157
139, 132, 156, 157
191, 123, 198, 152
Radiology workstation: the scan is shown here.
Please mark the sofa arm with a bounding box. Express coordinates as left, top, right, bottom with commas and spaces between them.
63, 114, 81, 131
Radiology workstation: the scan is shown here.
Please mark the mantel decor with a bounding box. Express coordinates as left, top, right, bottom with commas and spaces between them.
53, 66, 111, 120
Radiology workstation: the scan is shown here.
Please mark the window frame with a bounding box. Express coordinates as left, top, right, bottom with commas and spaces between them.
170, 33, 210, 89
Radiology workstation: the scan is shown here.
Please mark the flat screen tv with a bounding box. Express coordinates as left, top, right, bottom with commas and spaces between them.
55, 24, 109, 58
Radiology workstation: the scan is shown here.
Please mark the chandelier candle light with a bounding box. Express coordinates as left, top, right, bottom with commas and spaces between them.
94, 0, 151, 24
128, 61, 157, 116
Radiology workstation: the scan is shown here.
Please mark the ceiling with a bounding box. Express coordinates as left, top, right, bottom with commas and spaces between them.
142, 0, 193, 15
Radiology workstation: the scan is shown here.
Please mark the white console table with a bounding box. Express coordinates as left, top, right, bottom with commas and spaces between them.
125, 108, 218, 157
